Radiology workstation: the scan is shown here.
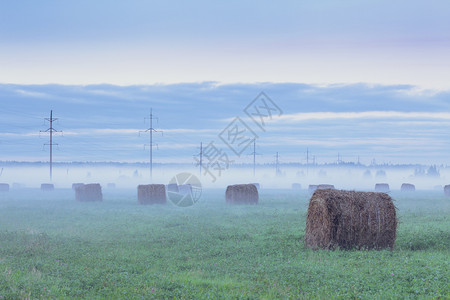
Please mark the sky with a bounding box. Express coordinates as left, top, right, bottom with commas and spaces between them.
1, 1, 450, 165
1, 83, 450, 165
1, 1, 449, 88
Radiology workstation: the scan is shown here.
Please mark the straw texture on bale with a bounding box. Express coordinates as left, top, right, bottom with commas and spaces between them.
444, 185, 450, 197
305, 189, 397, 250
75, 184, 103, 202
72, 183, 84, 190
226, 184, 258, 204
0, 183, 9, 192
292, 183, 302, 190
375, 183, 390, 193
138, 184, 167, 205
308, 185, 318, 193
41, 183, 54, 191
317, 184, 335, 190
401, 183, 415, 192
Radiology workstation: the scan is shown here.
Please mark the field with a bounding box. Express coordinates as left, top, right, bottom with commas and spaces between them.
0, 188, 449, 299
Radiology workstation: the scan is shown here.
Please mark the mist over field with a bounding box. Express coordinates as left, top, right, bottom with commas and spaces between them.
1, 0, 450, 298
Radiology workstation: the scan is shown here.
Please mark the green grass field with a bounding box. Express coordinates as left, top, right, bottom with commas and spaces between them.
0, 189, 449, 299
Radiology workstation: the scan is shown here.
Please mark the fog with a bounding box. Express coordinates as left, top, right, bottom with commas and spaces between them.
1, 163, 449, 192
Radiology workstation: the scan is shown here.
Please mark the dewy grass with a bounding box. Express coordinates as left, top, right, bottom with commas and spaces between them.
0, 189, 449, 298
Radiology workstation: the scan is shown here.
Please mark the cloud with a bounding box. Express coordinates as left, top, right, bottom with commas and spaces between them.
277, 111, 450, 123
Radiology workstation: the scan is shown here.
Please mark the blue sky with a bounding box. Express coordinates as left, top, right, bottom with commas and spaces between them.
1, 2, 450, 165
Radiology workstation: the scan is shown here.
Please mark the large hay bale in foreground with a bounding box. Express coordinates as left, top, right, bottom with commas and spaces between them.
41, 183, 54, 191
72, 183, 84, 190
401, 183, 415, 192
444, 185, 450, 197
226, 184, 258, 204
305, 189, 397, 250
292, 183, 302, 190
375, 183, 390, 193
75, 184, 103, 202
308, 185, 318, 194
317, 184, 335, 190
0, 183, 9, 192
138, 184, 166, 205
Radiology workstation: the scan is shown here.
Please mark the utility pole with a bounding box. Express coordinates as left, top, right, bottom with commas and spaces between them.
140, 108, 162, 181
40, 110, 60, 181
199, 142, 203, 176
275, 151, 280, 176
306, 148, 309, 175
253, 140, 256, 177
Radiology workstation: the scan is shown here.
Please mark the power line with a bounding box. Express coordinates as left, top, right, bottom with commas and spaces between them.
275, 151, 281, 176
249, 140, 261, 177
40, 110, 61, 181
139, 108, 162, 181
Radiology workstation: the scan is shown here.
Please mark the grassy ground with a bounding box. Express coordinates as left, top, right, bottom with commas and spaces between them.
0, 189, 449, 299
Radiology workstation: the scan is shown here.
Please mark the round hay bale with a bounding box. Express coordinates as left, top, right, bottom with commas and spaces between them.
41, 183, 54, 192
444, 185, 450, 197
0, 183, 10, 192
138, 184, 167, 205
317, 184, 335, 190
401, 183, 415, 192
72, 183, 84, 190
308, 185, 318, 194
375, 183, 390, 193
225, 184, 258, 204
305, 189, 397, 250
75, 183, 103, 202
292, 183, 302, 190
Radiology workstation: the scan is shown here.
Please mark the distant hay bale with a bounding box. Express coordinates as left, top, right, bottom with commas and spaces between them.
308, 185, 318, 194
292, 183, 302, 190
41, 183, 54, 192
225, 184, 258, 204
305, 189, 397, 250
375, 183, 390, 193
72, 183, 84, 190
444, 185, 450, 197
138, 184, 167, 205
250, 183, 260, 190
107, 183, 116, 188
75, 183, 103, 202
376, 170, 387, 178
317, 184, 335, 190
401, 183, 415, 192
0, 183, 9, 192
